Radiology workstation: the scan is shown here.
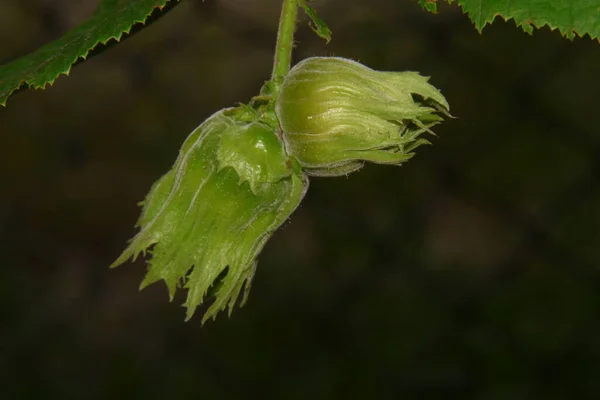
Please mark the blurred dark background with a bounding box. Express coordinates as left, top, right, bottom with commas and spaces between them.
1, 0, 600, 398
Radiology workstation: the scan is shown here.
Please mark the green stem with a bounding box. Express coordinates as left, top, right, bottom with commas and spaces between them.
271, 0, 298, 83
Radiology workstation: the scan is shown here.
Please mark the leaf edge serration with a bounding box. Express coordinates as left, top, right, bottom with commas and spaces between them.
0, 0, 180, 107
417, 0, 599, 42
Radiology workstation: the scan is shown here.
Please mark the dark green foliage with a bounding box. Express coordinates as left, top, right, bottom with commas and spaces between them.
419, 0, 600, 40
0, 0, 181, 106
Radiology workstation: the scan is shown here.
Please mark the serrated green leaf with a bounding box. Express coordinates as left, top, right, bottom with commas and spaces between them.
299, 0, 332, 43
0, 0, 181, 106
422, 0, 600, 41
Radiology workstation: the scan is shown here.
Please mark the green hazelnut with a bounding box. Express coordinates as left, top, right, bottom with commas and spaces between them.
112, 108, 308, 322
275, 57, 450, 176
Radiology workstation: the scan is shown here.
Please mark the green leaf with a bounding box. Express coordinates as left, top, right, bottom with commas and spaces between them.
418, 0, 600, 41
417, 0, 439, 13
0, 0, 181, 106
299, 0, 332, 43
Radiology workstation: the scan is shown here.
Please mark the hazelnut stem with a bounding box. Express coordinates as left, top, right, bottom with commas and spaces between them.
271, 0, 298, 89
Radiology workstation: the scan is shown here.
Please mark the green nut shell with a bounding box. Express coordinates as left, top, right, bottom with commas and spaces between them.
217, 121, 292, 194
112, 109, 308, 322
275, 57, 450, 176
